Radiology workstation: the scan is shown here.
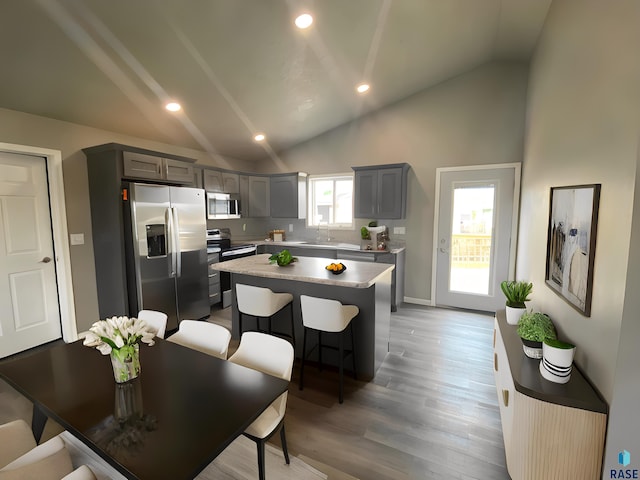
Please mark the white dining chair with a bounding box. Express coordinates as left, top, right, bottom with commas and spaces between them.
167, 320, 232, 359
235, 284, 295, 347
137, 310, 168, 339
0, 419, 37, 469
0, 435, 74, 479
299, 295, 358, 404
62, 465, 97, 479
228, 332, 294, 480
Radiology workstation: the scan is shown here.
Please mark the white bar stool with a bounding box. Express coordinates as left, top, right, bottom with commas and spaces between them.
299, 295, 358, 404
236, 284, 295, 347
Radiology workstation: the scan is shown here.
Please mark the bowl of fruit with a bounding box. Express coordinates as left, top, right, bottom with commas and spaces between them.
325, 262, 346, 275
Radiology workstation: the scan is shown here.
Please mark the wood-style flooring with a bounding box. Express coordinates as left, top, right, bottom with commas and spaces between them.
211, 304, 509, 480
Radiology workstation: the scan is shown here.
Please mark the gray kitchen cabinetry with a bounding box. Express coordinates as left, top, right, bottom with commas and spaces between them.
122, 150, 194, 185
203, 169, 240, 194
243, 176, 270, 217
338, 248, 405, 311
222, 172, 240, 193
82, 143, 199, 318
208, 252, 221, 306
192, 167, 203, 189
353, 163, 409, 219
203, 169, 224, 192
270, 173, 307, 218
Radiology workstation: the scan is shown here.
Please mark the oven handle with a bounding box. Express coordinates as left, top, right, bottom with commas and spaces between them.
221, 246, 257, 258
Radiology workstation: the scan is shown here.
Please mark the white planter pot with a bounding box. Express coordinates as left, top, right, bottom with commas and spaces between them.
540, 342, 576, 384
505, 305, 526, 325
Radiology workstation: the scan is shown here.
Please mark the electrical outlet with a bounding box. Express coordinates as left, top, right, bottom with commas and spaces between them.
289, 224, 293, 232
393, 227, 406, 235
242, 223, 246, 232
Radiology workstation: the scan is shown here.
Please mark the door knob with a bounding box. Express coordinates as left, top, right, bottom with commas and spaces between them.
41, 257, 52, 263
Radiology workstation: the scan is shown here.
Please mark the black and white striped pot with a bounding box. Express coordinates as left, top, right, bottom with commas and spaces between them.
539, 342, 576, 384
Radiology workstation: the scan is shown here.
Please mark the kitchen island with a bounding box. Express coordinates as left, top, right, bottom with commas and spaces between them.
212, 254, 394, 379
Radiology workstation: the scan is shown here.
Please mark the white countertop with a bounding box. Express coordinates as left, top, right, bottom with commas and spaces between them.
212, 254, 394, 288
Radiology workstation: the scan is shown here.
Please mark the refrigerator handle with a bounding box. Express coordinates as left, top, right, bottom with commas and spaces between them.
166, 207, 176, 277
172, 207, 182, 277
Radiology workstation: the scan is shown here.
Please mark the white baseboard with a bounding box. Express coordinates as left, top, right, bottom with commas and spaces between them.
403, 296, 434, 306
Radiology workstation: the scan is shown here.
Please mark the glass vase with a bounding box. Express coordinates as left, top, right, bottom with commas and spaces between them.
110, 344, 140, 383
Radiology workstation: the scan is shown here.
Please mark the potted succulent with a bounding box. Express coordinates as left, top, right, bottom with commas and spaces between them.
540, 338, 576, 384
516, 311, 556, 359
500, 280, 533, 325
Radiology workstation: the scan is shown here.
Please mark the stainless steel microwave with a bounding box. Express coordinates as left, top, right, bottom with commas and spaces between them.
206, 192, 241, 219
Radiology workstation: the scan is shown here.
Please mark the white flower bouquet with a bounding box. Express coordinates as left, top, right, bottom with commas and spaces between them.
83, 316, 156, 382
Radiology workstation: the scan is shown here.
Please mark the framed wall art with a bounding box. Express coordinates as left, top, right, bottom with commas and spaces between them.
545, 184, 601, 316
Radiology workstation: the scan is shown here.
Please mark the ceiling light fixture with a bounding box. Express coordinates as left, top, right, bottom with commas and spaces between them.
294, 13, 313, 29
356, 84, 370, 94
254, 133, 266, 142
165, 102, 181, 112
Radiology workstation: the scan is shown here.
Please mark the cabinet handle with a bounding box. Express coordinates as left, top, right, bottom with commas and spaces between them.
502, 389, 509, 407
494, 353, 498, 372
493, 329, 496, 348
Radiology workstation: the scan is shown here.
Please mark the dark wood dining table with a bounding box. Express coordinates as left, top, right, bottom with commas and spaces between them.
0, 338, 289, 479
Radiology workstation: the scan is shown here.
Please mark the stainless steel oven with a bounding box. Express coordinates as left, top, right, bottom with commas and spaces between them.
206, 229, 256, 307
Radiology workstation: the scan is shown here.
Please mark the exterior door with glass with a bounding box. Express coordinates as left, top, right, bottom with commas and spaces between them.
433, 164, 520, 311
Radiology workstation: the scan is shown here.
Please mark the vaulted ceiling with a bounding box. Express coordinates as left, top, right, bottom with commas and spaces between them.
0, 0, 551, 161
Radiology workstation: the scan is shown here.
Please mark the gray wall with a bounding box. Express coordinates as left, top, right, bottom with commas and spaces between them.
0, 107, 255, 331
518, 0, 640, 403
516, 0, 640, 473
256, 61, 529, 303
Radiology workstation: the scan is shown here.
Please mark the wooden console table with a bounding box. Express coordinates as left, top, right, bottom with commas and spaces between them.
493, 310, 607, 480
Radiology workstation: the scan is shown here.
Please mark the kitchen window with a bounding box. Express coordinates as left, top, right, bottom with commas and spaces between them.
307, 173, 354, 228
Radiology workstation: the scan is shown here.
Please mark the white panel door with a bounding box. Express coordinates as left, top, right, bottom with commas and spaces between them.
434, 165, 520, 311
0, 152, 61, 358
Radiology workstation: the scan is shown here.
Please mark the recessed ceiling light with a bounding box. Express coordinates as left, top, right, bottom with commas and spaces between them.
356, 84, 370, 94
294, 13, 313, 29
254, 133, 266, 142
165, 102, 181, 112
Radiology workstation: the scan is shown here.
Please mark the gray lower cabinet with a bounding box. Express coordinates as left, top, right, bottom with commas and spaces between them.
353, 163, 409, 219
338, 249, 405, 311
208, 253, 221, 306
270, 173, 307, 219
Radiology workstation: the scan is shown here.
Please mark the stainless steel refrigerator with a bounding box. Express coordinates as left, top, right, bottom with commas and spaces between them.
127, 183, 209, 331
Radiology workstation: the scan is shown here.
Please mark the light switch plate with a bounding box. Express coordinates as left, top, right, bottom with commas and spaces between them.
393, 227, 406, 235
289, 224, 293, 232
70, 233, 85, 245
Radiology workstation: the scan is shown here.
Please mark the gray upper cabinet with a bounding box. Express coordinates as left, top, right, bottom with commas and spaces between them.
203, 169, 224, 192
248, 176, 270, 217
164, 158, 196, 184
222, 173, 240, 194
270, 173, 307, 218
203, 169, 240, 194
238, 175, 270, 218
122, 151, 194, 185
353, 163, 409, 219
